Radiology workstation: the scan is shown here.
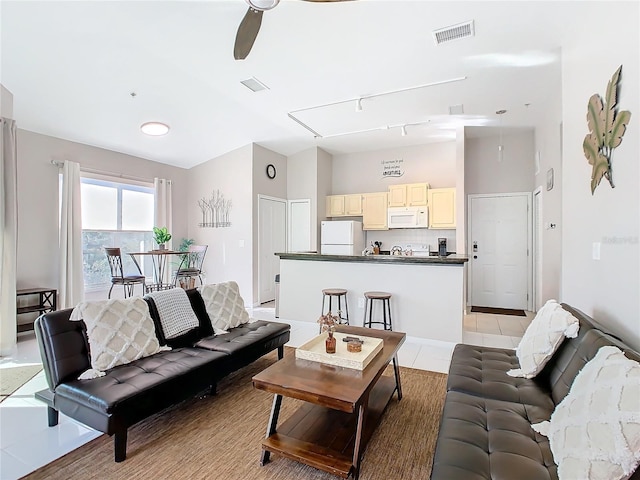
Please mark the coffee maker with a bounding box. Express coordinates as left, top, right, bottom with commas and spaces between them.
438, 238, 447, 256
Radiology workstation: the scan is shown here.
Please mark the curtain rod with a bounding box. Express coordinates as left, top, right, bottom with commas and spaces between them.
50, 159, 156, 184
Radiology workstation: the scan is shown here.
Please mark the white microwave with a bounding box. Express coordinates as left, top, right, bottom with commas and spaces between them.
387, 206, 428, 229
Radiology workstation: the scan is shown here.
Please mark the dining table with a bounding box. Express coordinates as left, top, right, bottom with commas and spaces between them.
128, 249, 184, 292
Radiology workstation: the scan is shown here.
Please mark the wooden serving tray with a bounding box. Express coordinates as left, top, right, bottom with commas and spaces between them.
295, 332, 384, 370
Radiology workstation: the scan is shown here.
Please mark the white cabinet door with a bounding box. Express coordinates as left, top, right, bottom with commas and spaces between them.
428, 188, 456, 229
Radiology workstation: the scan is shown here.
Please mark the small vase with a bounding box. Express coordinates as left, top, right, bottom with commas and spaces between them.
325, 331, 336, 354
158, 244, 166, 250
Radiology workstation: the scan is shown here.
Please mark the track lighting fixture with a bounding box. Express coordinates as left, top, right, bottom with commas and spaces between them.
355, 98, 362, 112
400, 125, 408, 136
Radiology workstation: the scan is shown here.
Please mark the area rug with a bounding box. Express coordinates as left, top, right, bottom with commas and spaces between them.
471, 306, 526, 316
23, 349, 447, 480
0, 364, 42, 401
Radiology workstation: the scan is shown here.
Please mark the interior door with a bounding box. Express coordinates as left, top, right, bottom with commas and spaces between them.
288, 199, 311, 252
470, 194, 530, 310
259, 196, 286, 304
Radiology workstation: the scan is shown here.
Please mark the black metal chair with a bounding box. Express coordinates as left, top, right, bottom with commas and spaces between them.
105, 247, 146, 298
174, 245, 208, 288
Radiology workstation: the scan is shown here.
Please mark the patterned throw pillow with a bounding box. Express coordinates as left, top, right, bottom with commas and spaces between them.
70, 297, 169, 379
532, 346, 640, 480
145, 289, 199, 340
507, 300, 579, 378
198, 281, 250, 333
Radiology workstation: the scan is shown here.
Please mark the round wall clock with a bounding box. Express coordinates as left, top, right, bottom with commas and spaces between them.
266, 164, 276, 179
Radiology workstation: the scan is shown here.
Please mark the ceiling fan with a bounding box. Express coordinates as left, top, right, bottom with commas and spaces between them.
234, 0, 353, 60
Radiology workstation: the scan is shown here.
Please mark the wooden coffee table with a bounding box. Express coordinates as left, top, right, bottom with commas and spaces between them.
252, 325, 405, 480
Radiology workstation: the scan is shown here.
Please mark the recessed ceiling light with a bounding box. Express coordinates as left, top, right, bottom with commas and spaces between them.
141, 122, 169, 136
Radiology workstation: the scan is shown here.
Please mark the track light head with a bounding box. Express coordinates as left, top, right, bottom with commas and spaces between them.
355, 98, 363, 112
401, 125, 408, 136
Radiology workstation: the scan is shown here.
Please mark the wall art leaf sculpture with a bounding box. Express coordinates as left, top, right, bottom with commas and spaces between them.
583, 65, 632, 194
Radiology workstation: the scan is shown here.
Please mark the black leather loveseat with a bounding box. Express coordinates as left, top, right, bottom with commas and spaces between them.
430, 303, 640, 480
34, 288, 290, 462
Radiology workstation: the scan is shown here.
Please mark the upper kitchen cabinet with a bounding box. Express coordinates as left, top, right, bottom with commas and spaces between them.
388, 183, 429, 207
362, 192, 388, 230
326, 195, 346, 217
428, 188, 456, 229
326, 194, 363, 217
345, 194, 363, 215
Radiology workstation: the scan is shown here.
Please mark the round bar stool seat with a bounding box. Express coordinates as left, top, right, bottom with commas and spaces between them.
363, 291, 393, 331
321, 288, 350, 329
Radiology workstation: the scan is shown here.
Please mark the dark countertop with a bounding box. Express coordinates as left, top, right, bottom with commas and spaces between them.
276, 252, 469, 265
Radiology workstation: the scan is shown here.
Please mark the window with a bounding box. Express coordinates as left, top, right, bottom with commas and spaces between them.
81, 177, 155, 290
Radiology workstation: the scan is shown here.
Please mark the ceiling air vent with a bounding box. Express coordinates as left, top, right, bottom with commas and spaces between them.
240, 76, 269, 92
433, 20, 475, 45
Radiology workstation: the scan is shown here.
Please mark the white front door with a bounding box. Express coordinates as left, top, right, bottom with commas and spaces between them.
259, 196, 286, 304
469, 193, 530, 310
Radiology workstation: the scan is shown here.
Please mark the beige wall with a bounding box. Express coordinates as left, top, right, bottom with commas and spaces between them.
287, 148, 317, 249
465, 130, 535, 195
331, 142, 457, 194
533, 74, 563, 307
252, 144, 287, 305
15, 129, 189, 321
1, 84, 13, 117
186, 144, 253, 304
560, 2, 639, 350
316, 148, 333, 249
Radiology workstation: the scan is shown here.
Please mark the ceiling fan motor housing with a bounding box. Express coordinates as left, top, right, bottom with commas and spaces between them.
245, 0, 280, 11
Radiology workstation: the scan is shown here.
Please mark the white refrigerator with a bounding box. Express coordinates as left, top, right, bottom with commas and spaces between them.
321, 220, 365, 255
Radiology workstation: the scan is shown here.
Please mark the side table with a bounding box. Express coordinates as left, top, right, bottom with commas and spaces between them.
16, 288, 57, 333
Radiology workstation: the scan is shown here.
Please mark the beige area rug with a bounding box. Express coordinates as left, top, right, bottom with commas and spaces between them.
0, 364, 43, 401
23, 349, 447, 480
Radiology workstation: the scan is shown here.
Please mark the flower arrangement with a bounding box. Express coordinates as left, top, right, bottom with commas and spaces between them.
317, 310, 341, 335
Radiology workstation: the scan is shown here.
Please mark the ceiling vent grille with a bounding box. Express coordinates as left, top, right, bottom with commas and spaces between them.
240, 77, 269, 92
433, 20, 475, 45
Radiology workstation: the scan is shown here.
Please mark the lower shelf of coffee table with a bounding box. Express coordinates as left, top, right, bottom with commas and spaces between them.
262, 375, 397, 478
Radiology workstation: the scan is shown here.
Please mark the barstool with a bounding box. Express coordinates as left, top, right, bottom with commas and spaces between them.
363, 291, 393, 331
321, 288, 350, 325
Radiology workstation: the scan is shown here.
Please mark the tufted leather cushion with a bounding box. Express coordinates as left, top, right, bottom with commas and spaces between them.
431, 390, 558, 480
54, 347, 228, 414
447, 344, 554, 409
195, 320, 290, 356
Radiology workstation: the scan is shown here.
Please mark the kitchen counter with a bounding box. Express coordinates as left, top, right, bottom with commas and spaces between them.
275, 252, 467, 344
276, 252, 468, 265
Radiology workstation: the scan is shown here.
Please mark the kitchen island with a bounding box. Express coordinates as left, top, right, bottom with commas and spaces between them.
276, 252, 468, 343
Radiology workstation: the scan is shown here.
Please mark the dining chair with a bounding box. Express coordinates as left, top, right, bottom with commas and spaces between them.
105, 247, 146, 298
174, 245, 208, 288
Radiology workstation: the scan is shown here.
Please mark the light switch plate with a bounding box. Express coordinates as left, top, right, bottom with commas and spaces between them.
358, 298, 365, 308
592, 242, 601, 260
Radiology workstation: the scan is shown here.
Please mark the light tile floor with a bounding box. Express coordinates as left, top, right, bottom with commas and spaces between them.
0, 307, 533, 479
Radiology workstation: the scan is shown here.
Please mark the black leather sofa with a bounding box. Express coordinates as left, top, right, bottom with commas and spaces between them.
431, 303, 640, 480
34, 288, 290, 462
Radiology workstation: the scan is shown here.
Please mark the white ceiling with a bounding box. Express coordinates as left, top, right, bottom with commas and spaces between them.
1, 0, 572, 169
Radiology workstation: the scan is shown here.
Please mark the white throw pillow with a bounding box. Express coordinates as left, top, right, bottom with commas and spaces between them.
146, 288, 199, 340
507, 300, 579, 378
198, 281, 250, 333
70, 297, 169, 379
532, 346, 640, 480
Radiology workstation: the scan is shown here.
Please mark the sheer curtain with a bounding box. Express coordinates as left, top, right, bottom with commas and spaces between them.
59, 160, 84, 308
0, 118, 17, 356
154, 178, 173, 282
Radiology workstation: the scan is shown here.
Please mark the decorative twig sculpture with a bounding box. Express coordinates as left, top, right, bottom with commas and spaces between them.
197, 190, 232, 227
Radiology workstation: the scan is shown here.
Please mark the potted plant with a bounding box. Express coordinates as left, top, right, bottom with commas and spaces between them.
153, 226, 172, 250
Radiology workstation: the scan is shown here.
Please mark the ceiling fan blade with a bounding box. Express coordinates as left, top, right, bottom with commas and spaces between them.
234, 7, 264, 60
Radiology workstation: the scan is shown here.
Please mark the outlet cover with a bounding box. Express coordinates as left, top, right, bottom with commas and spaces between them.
592, 242, 601, 260
358, 298, 365, 308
